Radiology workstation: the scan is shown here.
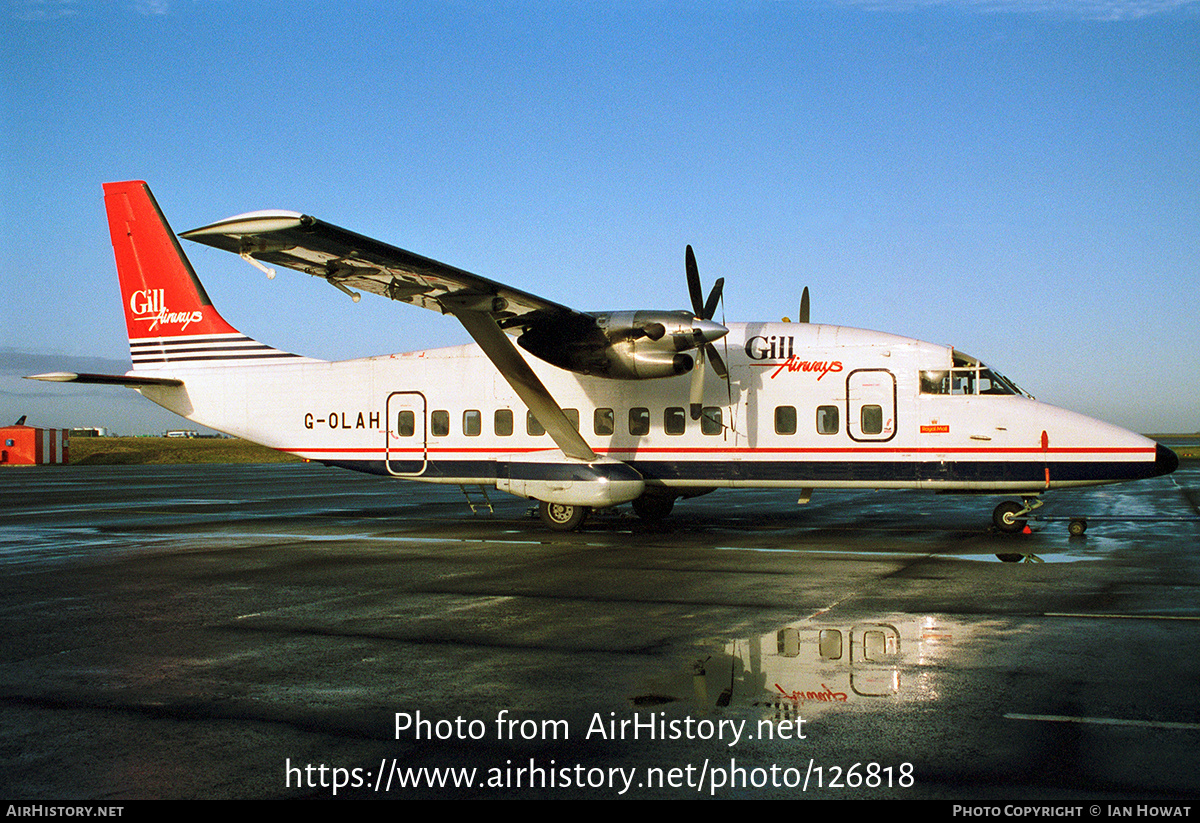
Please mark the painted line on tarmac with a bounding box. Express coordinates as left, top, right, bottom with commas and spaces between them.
1005, 713, 1200, 731
714, 546, 933, 558
1045, 612, 1200, 621
211, 530, 550, 547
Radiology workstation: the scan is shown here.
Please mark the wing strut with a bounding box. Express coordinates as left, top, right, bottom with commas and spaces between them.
445, 304, 597, 462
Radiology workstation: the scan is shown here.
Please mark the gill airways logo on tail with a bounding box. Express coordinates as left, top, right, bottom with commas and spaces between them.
129, 289, 203, 332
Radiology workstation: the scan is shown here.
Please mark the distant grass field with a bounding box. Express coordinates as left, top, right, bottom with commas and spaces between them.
1149, 434, 1200, 462
68, 437, 303, 465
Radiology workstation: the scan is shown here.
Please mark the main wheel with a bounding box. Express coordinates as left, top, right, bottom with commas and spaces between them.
1069, 518, 1088, 536
538, 501, 588, 531
993, 501, 1026, 533
631, 493, 676, 522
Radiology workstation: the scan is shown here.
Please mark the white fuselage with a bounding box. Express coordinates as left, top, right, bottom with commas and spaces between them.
133, 321, 1165, 502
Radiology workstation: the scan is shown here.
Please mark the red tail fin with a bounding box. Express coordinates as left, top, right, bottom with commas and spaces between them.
104, 181, 300, 369
104, 181, 238, 342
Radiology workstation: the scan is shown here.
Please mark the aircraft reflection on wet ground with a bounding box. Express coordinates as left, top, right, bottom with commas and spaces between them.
2, 461, 1199, 799
673, 615, 967, 720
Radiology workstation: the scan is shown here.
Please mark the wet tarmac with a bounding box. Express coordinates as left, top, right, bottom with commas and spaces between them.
2, 462, 1199, 799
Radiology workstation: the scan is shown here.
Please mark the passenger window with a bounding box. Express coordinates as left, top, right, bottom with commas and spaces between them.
701, 407, 722, 435
431, 410, 449, 437
564, 408, 579, 431
775, 405, 797, 435
816, 405, 839, 435
664, 407, 686, 435
396, 410, 415, 437
629, 407, 650, 436
463, 410, 481, 437
527, 411, 545, 437
819, 630, 843, 660
494, 409, 513, 437
861, 630, 896, 661
777, 627, 800, 658
861, 404, 883, 435
594, 408, 614, 436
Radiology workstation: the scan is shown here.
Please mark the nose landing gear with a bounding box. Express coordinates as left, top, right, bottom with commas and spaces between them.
993, 498, 1095, 538
993, 496, 1044, 533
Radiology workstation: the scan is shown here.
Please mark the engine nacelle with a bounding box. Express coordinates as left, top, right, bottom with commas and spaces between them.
516, 310, 726, 380
601, 346, 694, 380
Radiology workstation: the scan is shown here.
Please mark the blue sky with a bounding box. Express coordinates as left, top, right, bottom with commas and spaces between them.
2, 0, 1197, 433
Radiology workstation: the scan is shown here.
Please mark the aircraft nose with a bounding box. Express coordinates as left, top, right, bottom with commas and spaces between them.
1154, 443, 1179, 477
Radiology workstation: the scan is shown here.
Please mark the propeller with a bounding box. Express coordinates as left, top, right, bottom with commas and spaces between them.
685, 245, 729, 420
784, 287, 811, 323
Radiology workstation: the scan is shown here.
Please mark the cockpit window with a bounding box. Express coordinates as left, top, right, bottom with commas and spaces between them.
920, 370, 949, 395
921, 352, 1032, 398
979, 369, 1024, 395
952, 351, 977, 369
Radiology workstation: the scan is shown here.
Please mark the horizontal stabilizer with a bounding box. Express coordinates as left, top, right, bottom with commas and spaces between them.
25, 372, 184, 387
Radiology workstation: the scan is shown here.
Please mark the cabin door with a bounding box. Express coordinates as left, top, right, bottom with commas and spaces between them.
847, 369, 896, 443
849, 623, 902, 697
385, 391, 427, 476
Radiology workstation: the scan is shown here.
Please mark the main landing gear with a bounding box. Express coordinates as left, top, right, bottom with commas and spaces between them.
631, 492, 676, 522
537, 491, 681, 531
538, 501, 589, 531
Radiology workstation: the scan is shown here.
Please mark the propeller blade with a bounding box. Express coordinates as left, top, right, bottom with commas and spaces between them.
686, 245, 704, 318
683, 243, 729, 409
703, 277, 724, 321
799, 286, 810, 323
705, 343, 728, 380
690, 344, 706, 419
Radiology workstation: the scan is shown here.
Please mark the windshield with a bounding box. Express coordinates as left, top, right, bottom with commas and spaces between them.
920, 351, 1033, 398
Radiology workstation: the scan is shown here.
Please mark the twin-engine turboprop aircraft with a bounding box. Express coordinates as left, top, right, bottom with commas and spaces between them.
31, 181, 1178, 531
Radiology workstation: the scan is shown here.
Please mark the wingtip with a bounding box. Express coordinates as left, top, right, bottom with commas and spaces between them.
180, 210, 306, 240
25, 372, 79, 382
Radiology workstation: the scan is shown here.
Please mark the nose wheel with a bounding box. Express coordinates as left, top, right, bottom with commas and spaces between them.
993, 496, 1044, 533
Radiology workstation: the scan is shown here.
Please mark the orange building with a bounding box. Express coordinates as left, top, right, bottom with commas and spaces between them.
0, 425, 69, 466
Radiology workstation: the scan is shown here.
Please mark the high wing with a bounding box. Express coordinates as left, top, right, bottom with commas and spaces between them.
181, 211, 729, 463
180, 211, 592, 334
180, 212, 725, 384
182, 210, 601, 461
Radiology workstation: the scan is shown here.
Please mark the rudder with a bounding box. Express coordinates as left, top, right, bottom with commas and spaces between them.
104, 181, 299, 370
